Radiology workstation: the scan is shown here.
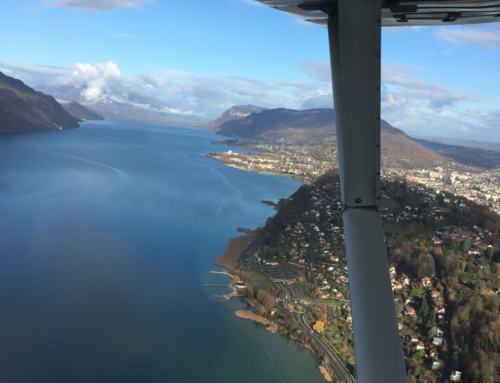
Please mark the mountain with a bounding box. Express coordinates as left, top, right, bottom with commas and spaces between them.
380, 121, 448, 167
0, 72, 79, 134
216, 108, 336, 144
414, 138, 500, 169
60, 100, 104, 121
214, 107, 449, 166
415, 136, 500, 153
36, 84, 205, 125
204, 105, 267, 131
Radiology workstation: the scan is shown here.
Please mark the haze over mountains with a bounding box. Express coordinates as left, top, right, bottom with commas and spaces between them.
37, 84, 205, 125
0, 71, 79, 134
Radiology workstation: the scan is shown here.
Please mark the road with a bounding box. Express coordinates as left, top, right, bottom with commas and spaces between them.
278, 282, 356, 383
240, 240, 356, 382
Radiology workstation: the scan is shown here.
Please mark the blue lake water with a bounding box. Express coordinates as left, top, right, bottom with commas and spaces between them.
0, 120, 326, 383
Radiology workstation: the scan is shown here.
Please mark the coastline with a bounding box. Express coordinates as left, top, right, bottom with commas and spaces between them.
214, 227, 260, 270
213, 223, 336, 382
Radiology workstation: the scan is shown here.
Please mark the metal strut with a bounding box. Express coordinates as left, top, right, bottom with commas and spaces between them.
327, 0, 408, 381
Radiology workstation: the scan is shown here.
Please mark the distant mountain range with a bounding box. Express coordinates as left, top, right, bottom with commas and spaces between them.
36, 84, 205, 125
0, 71, 79, 134
415, 138, 500, 169
211, 106, 449, 167
415, 136, 500, 153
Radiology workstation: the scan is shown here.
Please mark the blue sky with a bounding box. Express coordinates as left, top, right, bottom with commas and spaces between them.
1, 0, 499, 141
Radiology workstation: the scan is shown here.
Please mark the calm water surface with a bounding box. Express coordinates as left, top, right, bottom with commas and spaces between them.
0, 120, 326, 383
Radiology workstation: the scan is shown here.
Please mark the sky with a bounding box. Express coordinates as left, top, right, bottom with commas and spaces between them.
0, 0, 499, 141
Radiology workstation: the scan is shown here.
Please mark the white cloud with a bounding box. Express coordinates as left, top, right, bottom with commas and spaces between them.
298, 60, 499, 140
298, 61, 331, 83
382, 25, 427, 34
435, 25, 500, 49
381, 63, 470, 109
0, 61, 331, 119
54, 61, 123, 103
43, 0, 152, 12
2, 60, 497, 140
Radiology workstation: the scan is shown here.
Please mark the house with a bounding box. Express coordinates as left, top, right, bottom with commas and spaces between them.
430, 290, 442, 301
450, 371, 462, 382
234, 282, 246, 289
406, 307, 416, 316
422, 277, 432, 287
433, 337, 443, 346
389, 266, 397, 276
400, 274, 410, 286
411, 336, 419, 343
432, 361, 441, 370
415, 342, 425, 351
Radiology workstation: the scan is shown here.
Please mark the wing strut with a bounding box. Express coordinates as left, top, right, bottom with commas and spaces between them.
328, 1, 408, 381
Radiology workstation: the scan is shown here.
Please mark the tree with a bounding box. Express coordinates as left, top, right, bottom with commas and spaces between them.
285, 314, 298, 334
313, 321, 325, 332
452, 351, 460, 371
419, 297, 429, 317
395, 302, 404, 314
462, 238, 473, 252
246, 287, 254, 299
474, 278, 483, 291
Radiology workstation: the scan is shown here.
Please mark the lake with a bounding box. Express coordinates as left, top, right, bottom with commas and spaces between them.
0, 120, 326, 383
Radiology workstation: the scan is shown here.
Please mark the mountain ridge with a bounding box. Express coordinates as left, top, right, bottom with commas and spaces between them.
0, 71, 80, 134
212, 107, 448, 167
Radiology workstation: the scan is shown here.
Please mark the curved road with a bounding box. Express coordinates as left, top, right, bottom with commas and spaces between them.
278, 282, 356, 383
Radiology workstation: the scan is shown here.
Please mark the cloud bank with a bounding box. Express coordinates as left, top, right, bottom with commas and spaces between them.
436, 25, 500, 49
296, 60, 499, 141
0, 60, 497, 140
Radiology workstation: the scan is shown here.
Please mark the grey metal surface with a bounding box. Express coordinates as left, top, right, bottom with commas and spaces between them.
256, 0, 500, 26
327, 1, 407, 381
343, 208, 407, 382
328, 6, 381, 209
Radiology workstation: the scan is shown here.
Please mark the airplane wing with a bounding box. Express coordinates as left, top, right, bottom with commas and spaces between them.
255, 0, 500, 27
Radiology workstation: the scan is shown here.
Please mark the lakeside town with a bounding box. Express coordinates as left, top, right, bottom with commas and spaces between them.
209, 140, 500, 383
207, 139, 500, 215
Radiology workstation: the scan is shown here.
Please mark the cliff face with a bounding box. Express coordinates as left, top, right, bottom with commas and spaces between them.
0, 72, 80, 134
205, 105, 267, 131
61, 100, 104, 121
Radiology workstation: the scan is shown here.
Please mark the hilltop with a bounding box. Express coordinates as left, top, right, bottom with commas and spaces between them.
0, 72, 79, 134
204, 105, 266, 131
210, 107, 450, 169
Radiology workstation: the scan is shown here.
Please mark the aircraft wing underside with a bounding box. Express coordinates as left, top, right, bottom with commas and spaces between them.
256, 0, 500, 26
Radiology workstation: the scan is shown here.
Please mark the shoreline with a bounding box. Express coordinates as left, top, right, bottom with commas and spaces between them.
212, 223, 336, 382
214, 227, 260, 270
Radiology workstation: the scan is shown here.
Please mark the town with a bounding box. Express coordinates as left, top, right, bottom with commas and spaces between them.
212, 138, 500, 383
207, 139, 500, 215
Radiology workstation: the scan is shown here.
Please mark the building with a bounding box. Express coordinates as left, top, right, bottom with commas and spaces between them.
450, 371, 462, 382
